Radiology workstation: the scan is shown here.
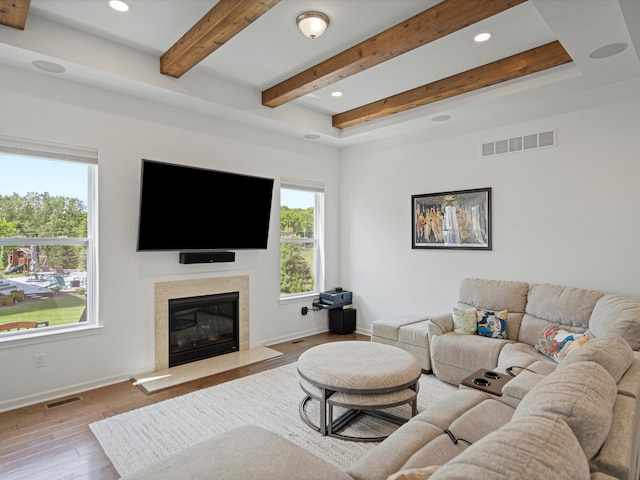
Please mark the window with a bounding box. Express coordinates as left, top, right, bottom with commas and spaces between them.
280, 179, 324, 298
0, 135, 97, 338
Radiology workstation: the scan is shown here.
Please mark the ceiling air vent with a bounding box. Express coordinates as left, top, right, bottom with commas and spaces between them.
482, 129, 556, 157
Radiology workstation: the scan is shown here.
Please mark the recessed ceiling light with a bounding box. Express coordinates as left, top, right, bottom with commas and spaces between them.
32, 60, 66, 73
331, 91, 343, 97
589, 42, 627, 59
304, 134, 321, 140
431, 115, 451, 122
474, 32, 492, 43
109, 0, 129, 12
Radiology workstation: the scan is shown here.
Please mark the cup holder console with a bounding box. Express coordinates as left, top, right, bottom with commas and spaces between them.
472, 378, 491, 387
461, 369, 512, 397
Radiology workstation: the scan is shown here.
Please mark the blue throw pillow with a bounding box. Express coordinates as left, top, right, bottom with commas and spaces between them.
476, 309, 508, 339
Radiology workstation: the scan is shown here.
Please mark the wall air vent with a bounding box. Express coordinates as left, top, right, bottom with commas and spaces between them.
482, 129, 556, 157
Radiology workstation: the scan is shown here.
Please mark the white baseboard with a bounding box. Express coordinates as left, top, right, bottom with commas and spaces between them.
0, 372, 139, 413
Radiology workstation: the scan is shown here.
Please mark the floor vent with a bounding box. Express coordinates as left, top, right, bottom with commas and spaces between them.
482, 129, 556, 157
45, 395, 82, 409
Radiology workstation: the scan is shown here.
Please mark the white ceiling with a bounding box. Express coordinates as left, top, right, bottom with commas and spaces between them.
1, 0, 639, 148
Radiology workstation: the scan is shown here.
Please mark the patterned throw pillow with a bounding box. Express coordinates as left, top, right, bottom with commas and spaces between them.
534, 324, 589, 360
452, 307, 477, 334
476, 309, 508, 339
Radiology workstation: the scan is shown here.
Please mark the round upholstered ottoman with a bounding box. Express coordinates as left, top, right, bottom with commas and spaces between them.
297, 341, 422, 441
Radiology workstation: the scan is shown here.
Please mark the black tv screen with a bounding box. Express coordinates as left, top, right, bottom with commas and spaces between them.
136, 159, 274, 251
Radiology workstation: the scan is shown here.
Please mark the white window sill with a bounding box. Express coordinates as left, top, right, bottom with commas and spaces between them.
0, 323, 104, 349
279, 292, 318, 305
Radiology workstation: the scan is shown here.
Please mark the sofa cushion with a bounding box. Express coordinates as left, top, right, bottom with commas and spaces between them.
559, 332, 634, 383
517, 283, 602, 347
428, 414, 590, 480
452, 307, 476, 334
590, 393, 638, 480
475, 309, 507, 339
372, 314, 430, 341
496, 343, 556, 373
513, 361, 617, 460
430, 333, 510, 385
457, 278, 528, 341
387, 466, 440, 480
119, 424, 353, 480
533, 323, 589, 361
589, 295, 640, 350
399, 398, 515, 471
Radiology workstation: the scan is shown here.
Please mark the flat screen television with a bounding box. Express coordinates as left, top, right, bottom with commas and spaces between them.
136, 159, 274, 251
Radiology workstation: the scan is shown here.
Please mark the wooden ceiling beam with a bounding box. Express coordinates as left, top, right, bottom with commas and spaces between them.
0, 0, 30, 30
332, 41, 572, 129
161, 0, 280, 78
262, 0, 527, 108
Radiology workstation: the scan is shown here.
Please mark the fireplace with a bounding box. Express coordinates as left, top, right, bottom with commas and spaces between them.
168, 292, 239, 367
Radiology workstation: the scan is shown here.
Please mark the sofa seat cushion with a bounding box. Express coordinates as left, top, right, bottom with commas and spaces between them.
589, 295, 640, 350
560, 332, 634, 383
430, 333, 510, 385
398, 321, 430, 348
499, 370, 546, 408
119, 424, 353, 480
513, 361, 617, 460
428, 414, 590, 480
348, 390, 489, 480
347, 389, 513, 480
387, 466, 440, 480
617, 357, 640, 398
372, 314, 429, 341
497, 342, 556, 371
400, 397, 514, 471
590, 393, 638, 480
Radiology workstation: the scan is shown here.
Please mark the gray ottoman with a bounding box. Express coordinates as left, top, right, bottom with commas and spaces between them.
371, 314, 431, 371
297, 341, 422, 441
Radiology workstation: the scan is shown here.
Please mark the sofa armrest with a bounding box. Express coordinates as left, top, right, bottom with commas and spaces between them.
427, 313, 454, 337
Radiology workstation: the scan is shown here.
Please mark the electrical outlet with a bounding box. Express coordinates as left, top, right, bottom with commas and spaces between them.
301, 306, 309, 316
34, 353, 45, 368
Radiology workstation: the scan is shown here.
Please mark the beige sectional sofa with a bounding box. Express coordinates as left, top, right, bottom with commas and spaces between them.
120, 278, 640, 480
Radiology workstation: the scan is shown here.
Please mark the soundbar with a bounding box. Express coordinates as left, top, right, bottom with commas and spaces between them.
179, 251, 235, 264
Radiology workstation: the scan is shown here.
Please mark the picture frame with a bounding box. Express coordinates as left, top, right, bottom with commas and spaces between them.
412, 187, 491, 250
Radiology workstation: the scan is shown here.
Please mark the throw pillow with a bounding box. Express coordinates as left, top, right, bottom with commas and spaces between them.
475, 309, 508, 339
533, 323, 588, 360
452, 307, 476, 334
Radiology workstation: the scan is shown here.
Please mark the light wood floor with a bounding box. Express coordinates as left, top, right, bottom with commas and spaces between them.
0, 331, 368, 480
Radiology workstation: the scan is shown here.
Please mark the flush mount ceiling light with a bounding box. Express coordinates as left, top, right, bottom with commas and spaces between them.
296, 12, 329, 39
109, 0, 129, 12
474, 32, 492, 42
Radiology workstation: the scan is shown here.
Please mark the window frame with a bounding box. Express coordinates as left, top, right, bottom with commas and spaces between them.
0, 135, 98, 341
279, 178, 324, 300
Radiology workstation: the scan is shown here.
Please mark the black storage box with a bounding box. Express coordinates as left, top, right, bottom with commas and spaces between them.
329, 308, 356, 334
320, 288, 353, 307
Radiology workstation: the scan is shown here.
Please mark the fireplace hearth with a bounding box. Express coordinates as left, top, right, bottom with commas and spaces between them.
168, 292, 239, 367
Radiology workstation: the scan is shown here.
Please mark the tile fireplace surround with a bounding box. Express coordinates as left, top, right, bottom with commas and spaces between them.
154, 275, 250, 371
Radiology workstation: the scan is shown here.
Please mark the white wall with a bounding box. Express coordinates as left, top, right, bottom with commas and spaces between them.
340, 97, 640, 332
0, 67, 340, 411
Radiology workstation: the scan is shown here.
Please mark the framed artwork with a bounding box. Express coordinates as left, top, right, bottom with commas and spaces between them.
412, 187, 491, 250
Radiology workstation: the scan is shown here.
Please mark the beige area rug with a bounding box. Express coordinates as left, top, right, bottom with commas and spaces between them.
90, 362, 457, 477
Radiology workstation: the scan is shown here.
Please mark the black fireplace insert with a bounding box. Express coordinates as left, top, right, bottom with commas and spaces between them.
168, 291, 239, 367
